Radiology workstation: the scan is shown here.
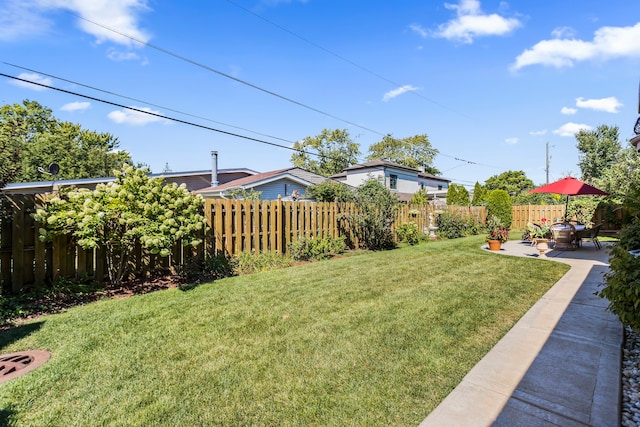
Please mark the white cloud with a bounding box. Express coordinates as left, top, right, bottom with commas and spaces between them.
529, 129, 547, 136
409, 23, 428, 38
551, 26, 576, 39
107, 49, 140, 62
10, 72, 51, 91
552, 122, 592, 137
382, 85, 418, 102
107, 106, 169, 126
433, 0, 521, 44
575, 96, 622, 113
1, 0, 151, 47
61, 101, 91, 112
561, 107, 577, 115
505, 137, 518, 144
512, 22, 640, 70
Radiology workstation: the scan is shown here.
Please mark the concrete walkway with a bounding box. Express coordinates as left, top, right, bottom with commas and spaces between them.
420, 239, 623, 427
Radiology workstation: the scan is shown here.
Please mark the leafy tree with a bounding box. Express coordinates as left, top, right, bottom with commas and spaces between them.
484, 170, 534, 197
353, 179, 398, 250
471, 182, 487, 206
0, 100, 133, 183
34, 165, 206, 286
0, 119, 20, 189
409, 188, 428, 205
446, 183, 470, 206
576, 124, 621, 182
366, 134, 440, 174
290, 128, 360, 177
485, 189, 512, 228
306, 180, 354, 202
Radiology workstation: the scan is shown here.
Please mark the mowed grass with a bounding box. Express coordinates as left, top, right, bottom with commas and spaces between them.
0, 235, 569, 426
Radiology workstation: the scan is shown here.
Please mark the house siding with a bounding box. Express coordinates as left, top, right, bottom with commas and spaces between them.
254, 178, 309, 200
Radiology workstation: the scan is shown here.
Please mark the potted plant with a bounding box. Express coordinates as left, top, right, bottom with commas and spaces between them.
486, 215, 509, 251
527, 218, 553, 255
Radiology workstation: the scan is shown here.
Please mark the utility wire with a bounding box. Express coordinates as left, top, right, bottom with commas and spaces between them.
0, 72, 325, 159
58, 8, 492, 169
3, 62, 294, 145
223, 0, 469, 118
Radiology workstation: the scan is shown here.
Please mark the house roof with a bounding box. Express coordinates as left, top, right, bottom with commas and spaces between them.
2, 168, 258, 194
334, 160, 450, 182
196, 167, 328, 196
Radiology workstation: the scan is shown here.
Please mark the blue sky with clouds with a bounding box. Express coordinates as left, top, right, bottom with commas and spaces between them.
1, 0, 639, 187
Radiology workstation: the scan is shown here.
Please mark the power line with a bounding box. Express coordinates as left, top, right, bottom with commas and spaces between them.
0, 72, 324, 158
3, 62, 294, 145
57, 7, 493, 170
223, 0, 469, 118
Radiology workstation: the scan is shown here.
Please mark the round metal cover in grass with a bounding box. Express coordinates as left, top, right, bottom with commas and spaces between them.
0, 350, 51, 383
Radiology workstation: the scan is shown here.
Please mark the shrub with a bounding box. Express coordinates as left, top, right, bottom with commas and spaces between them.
436, 211, 468, 239
485, 189, 512, 228
354, 179, 398, 250
396, 222, 420, 245
598, 220, 640, 332
231, 251, 292, 276
289, 235, 347, 261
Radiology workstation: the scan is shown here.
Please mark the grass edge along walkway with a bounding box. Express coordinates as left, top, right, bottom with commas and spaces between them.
0, 235, 569, 426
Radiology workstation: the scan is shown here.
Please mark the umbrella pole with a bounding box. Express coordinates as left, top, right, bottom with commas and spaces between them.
564, 195, 569, 221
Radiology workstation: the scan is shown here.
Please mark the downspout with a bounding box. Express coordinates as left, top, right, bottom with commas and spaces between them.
211, 151, 219, 187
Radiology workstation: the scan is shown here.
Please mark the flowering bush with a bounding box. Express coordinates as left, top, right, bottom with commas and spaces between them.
33, 165, 206, 286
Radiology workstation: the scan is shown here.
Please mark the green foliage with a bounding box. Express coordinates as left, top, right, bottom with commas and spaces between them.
0, 100, 133, 183
290, 128, 361, 177
576, 124, 621, 182
484, 170, 534, 197
436, 212, 466, 239
33, 165, 206, 286
485, 215, 509, 242
446, 183, 470, 206
409, 188, 428, 205
485, 189, 512, 228
227, 188, 262, 200
396, 222, 420, 245
354, 179, 398, 250
566, 197, 600, 227
366, 133, 440, 174
288, 235, 347, 261
231, 251, 292, 275
306, 180, 354, 202
471, 182, 487, 206
599, 220, 640, 332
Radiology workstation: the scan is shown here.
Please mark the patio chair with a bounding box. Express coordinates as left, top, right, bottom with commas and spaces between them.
551, 222, 576, 250
580, 223, 603, 250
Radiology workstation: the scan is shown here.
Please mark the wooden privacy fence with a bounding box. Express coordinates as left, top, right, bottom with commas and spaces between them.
0, 195, 623, 294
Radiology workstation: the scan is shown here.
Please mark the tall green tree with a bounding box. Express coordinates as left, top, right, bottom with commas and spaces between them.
576, 124, 621, 182
484, 170, 534, 196
446, 183, 469, 206
0, 118, 21, 189
290, 128, 360, 177
0, 100, 133, 183
471, 182, 487, 206
366, 134, 440, 175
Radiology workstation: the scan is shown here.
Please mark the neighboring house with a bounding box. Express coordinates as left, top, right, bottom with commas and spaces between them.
1, 168, 258, 195
331, 160, 450, 202
196, 167, 328, 200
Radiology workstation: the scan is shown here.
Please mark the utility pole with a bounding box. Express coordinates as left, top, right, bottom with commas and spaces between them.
545, 142, 550, 184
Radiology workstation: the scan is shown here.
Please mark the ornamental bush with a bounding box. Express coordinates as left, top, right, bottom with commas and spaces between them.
485, 189, 512, 228
288, 235, 346, 261
598, 220, 640, 332
33, 165, 206, 286
396, 222, 420, 245
353, 179, 398, 250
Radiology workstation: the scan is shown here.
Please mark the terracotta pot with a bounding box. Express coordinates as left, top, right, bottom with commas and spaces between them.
488, 239, 502, 251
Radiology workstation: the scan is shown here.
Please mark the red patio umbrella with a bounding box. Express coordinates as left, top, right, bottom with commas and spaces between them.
530, 176, 608, 221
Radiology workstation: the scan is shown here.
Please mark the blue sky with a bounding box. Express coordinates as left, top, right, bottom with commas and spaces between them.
1, 0, 640, 188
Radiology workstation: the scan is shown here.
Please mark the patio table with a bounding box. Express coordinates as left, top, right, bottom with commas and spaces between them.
551, 223, 586, 250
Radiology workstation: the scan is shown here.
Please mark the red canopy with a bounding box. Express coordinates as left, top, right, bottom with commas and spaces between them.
530, 177, 608, 196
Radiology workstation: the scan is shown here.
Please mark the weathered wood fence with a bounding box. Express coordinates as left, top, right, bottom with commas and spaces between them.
0, 195, 621, 294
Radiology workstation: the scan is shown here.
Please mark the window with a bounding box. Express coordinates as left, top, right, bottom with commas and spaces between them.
284, 183, 289, 195
438, 185, 443, 190
390, 174, 398, 190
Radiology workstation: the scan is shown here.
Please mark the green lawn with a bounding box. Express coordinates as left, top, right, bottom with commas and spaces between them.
0, 235, 569, 426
